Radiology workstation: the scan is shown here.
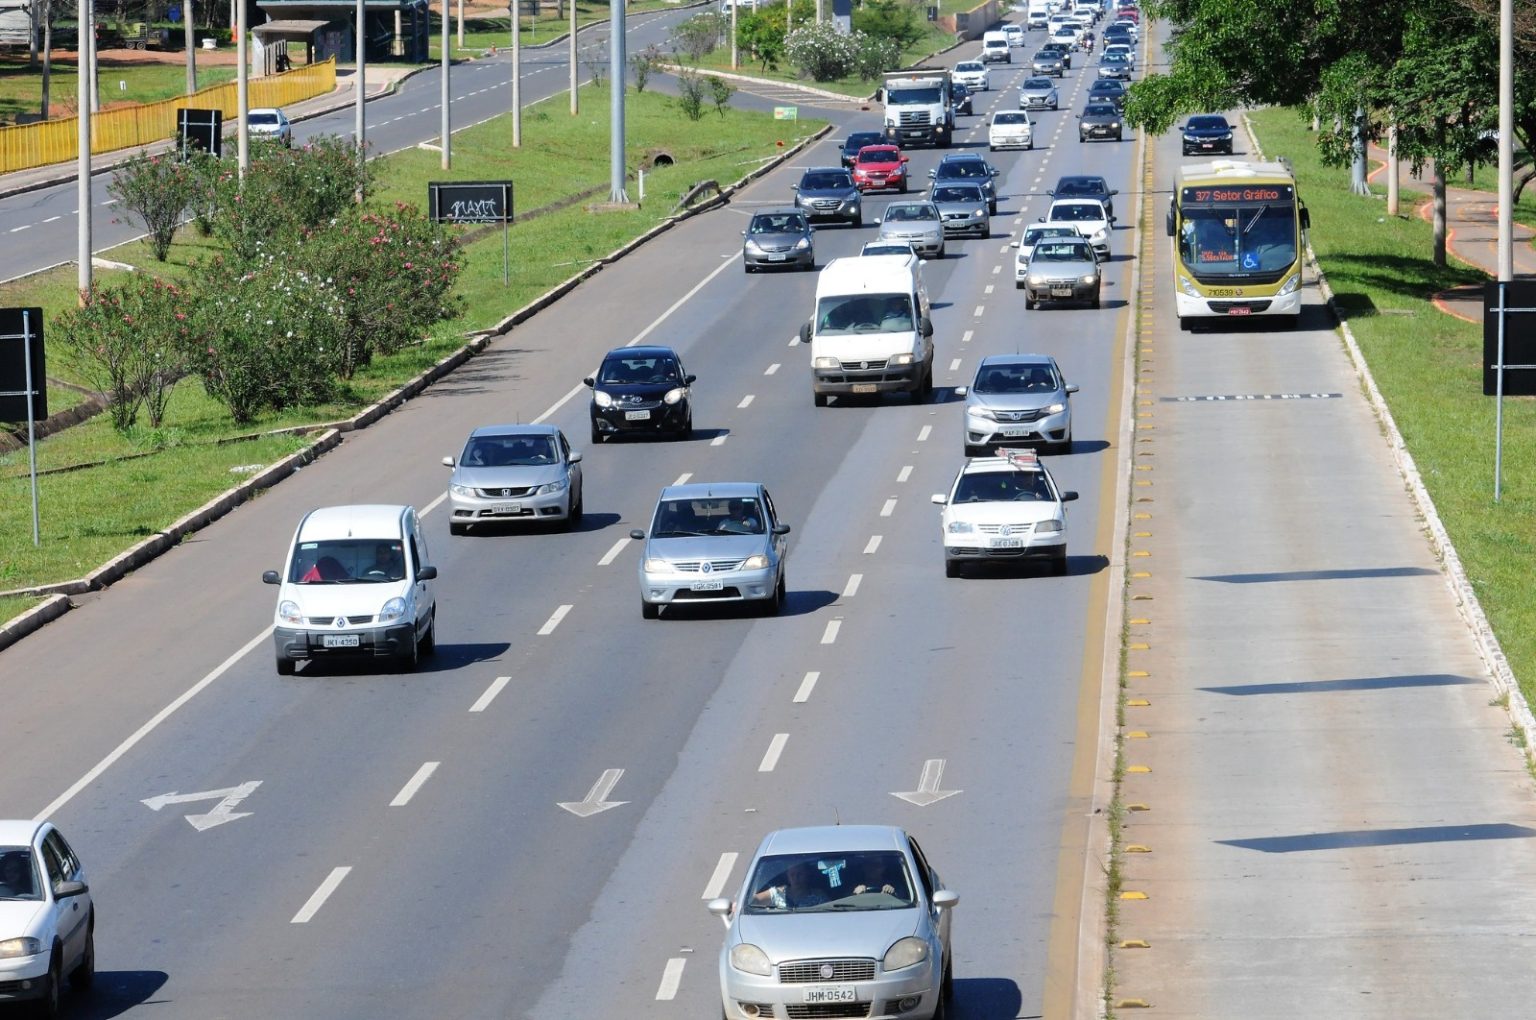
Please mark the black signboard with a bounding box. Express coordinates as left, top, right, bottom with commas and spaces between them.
1482, 280, 1536, 397
428, 181, 515, 225
0, 307, 46, 422
177, 107, 224, 159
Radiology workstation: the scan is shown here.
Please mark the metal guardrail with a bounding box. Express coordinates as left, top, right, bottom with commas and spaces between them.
0, 58, 337, 174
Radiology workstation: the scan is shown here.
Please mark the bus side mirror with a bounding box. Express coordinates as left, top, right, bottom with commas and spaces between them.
1165, 206, 1175, 237
1300, 208, 1311, 231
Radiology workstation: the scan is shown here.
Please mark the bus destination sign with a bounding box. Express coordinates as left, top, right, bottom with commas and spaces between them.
1183, 185, 1292, 204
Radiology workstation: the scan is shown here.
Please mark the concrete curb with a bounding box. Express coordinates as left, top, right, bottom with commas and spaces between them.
1241, 111, 1536, 754
657, 64, 874, 105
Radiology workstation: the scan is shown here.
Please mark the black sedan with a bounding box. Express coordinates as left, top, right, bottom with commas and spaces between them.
1086, 78, 1127, 111
585, 346, 695, 442
1078, 102, 1124, 142
1181, 114, 1235, 155
951, 81, 975, 116
840, 130, 886, 168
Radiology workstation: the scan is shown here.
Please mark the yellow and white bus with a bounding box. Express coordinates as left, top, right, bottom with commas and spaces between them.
1165, 159, 1311, 330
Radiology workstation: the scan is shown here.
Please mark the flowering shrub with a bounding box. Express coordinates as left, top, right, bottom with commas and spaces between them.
211, 135, 374, 265
785, 22, 898, 83
108, 153, 199, 261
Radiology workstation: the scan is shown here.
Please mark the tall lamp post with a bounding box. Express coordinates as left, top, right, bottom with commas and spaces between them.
511, 0, 521, 146
355, 0, 367, 157
609, 0, 626, 202
77, 0, 93, 296
440, 0, 451, 168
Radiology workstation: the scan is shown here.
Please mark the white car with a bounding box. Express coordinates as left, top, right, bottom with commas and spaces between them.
1103, 42, 1135, 66
247, 106, 292, 147
0, 820, 94, 1016
1049, 26, 1079, 49
932, 449, 1078, 576
1003, 24, 1026, 46
952, 60, 991, 91
1012, 223, 1087, 281
1039, 197, 1112, 257
988, 110, 1035, 151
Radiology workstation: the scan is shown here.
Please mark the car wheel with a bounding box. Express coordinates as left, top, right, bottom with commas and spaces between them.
943, 955, 955, 1000
899, 180, 908, 193
1091, 290, 1101, 309
1116, 131, 1124, 141
569, 486, 584, 525
276, 655, 295, 676
39, 951, 61, 1019
989, 144, 997, 152
1079, 133, 1085, 143
1026, 140, 1033, 150
396, 631, 419, 673
814, 392, 829, 408
852, 212, 863, 227
1051, 553, 1069, 576
744, 263, 755, 274
937, 242, 947, 258
945, 560, 963, 579
676, 412, 693, 440
589, 421, 603, 444
762, 572, 785, 616
1025, 295, 1036, 310
71, 923, 94, 991
420, 610, 436, 654
449, 520, 468, 536
641, 600, 660, 620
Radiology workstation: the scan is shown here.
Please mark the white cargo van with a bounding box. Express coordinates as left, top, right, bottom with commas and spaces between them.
262, 504, 438, 674
981, 31, 1012, 63
801, 255, 935, 406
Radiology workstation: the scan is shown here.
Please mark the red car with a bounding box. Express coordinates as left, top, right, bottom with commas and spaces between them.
851, 144, 910, 194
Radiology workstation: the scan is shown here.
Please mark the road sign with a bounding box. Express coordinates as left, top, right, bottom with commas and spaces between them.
428, 180, 514, 224
0, 307, 45, 422
774, 106, 798, 120
177, 107, 223, 160
1483, 280, 1536, 396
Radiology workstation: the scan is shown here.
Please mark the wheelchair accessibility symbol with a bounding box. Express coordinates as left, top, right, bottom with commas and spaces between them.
1241, 251, 1260, 270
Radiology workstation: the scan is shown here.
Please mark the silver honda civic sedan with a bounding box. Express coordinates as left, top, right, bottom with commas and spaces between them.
629, 482, 790, 618
707, 825, 959, 1020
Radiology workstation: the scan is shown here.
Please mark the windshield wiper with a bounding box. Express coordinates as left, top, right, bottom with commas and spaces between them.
1243, 204, 1269, 235
653, 530, 712, 538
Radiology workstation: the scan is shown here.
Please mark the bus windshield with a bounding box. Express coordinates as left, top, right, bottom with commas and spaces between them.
1177, 194, 1297, 279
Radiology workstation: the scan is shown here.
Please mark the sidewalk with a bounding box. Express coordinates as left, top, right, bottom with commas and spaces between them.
1368, 141, 1536, 322
0, 64, 420, 203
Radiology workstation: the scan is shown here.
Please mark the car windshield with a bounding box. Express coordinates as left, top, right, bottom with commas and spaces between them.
1052, 203, 1102, 222
749, 214, 806, 234
651, 497, 765, 537
249, 112, 280, 125
1032, 241, 1092, 262
816, 293, 915, 335
598, 356, 682, 385
1188, 116, 1228, 130
1085, 105, 1117, 117
1057, 179, 1105, 196
802, 172, 852, 190
843, 133, 882, 152
856, 149, 897, 165
885, 204, 937, 222
1023, 227, 1072, 244
940, 162, 987, 179
994, 112, 1028, 125
289, 539, 407, 584
744, 851, 915, 913
956, 62, 983, 72
932, 185, 983, 203
973, 364, 1058, 394
953, 469, 1054, 503
463, 434, 559, 466
0, 848, 41, 901
863, 244, 911, 255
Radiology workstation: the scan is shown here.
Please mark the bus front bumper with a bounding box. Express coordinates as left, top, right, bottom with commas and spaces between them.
1173, 288, 1301, 320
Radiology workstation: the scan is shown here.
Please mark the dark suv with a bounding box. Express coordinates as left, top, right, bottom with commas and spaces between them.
840, 130, 885, 168
928, 153, 1001, 214
793, 167, 863, 226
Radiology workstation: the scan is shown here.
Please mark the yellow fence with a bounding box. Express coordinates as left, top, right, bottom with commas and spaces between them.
0, 59, 337, 175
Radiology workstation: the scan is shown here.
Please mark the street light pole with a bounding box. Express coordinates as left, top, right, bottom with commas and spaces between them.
609, 0, 626, 203
440, 0, 451, 169
511, 0, 521, 146
76, 0, 92, 297
355, 0, 367, 157
1497, 0, 1513, 282
569, 0, 578, 114
237, 0, 249, 175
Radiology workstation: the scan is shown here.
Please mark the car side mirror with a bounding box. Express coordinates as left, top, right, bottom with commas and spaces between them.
902, 156, 910, 163
1061, 491, 1080, 502
262, 570, 280, 585
873, 217, 882, 225
955, 385, 968, 396
927, 169, 936, 178
1037, 216, 1045, 222
920, 316, 934, 338
685, 374, 697, 384
772, 523, 792, 535
55, 880, 89, 899
1110, 188, 1119, 195
629, 529, 646, 540
582, 376, 595, 388
417, 565, 439, 581
931, 493, 948, 505
1066, 383, 1080, 394
706, 897, 733, 919
799, 321, 812, 343
791, 184, 800, 192
740, 230, 747, 236
1009, 240, 1020, 248
442, 456, 455, 467
1176, 124, 1185, 131
933, 889, 960, 909
991, 167, 1001, 176
568, 451, 582, 464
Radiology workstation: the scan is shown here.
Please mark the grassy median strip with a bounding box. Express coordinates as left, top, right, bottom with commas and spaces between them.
1250, 108, 1536, 702
0, 84, 825, 607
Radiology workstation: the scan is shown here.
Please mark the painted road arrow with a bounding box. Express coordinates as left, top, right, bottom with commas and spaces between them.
142, 780, 262, 831
558, 768, 629, 817
892, 759, 961, 807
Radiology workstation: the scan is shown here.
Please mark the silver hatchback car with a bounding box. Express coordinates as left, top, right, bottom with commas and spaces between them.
961, 353, 1077, 455
629, 482, 790, 618
875, 200, 946, 258
442, 424, 583, 534
708, 825, 958, 1020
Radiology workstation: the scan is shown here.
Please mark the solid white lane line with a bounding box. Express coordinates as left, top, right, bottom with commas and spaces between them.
843, 573, 863, 597
880, 498, 897, 517
898, 465, 913, 483
821, 620, 841, 644
656, 958, 687, 1000
794, 671, 820, 703
765, 363, 781, 375
917, 425, 932, 442
737, 394, 755, 409
390, 762, 440, 807
864, 535, 882, 555
949, 358, 963, 372
35, 626, 273, 822
674, 472, 693, 486
759, 733, 790, 772
598, 537, 630, 566
470, 676, 512, 713
538, 604, 573, 636
704, 852, 740, 899
710, 434, 728, 447
291, 867, 352, 924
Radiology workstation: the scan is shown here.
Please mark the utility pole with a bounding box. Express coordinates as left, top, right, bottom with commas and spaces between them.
76, 0, 91, 297
355, 0, 366, 159
730, 1, 737, 69
237, 0, 249, 174
440, 0, 450, 168
608, 0, 625, 202
511, 0, 521, 146
457, 0, 464, 49
569, 0, 577, 114
184, 0, 196, 93
1497, 0, 1513, 282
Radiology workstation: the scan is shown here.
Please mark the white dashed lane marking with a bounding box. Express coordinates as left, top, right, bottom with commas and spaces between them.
469, 676, 512, 713
291, 867, 351, 924
710, 434, 728, 447
897, 465, 913, 483
759, 733, 790, 771
598, 538, 630, 567
704, 852, 739, 898
863, 535, 882, 555
673, 472, 693, 486
737, 395, 754, 409
949, 358, 963, 372
656, 958, 686, 1000
821, 620, 842, 644
917, 425, 932, 442
389, 762, 440, 807
794, 671, 820, 703
880, 498, 898, 517
961, 329, 974, 344
844, 573, 863, 597
537, 604, 573, 636
765, 363, 780, 375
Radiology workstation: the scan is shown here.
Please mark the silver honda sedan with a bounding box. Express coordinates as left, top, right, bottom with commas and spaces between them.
708, 825, 958, 1020
442, 424, 583, 534
630, 482, 790, 618
961, 353, 1078, 455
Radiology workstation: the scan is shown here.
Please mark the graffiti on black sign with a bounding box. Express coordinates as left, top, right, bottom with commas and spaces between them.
449, 199, 501, 222
428, 181, 514, 225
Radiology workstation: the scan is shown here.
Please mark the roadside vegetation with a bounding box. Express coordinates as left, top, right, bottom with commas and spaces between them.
1250, 107, 1536, 704
0, 57, 237, 123
0, 82, 825, 605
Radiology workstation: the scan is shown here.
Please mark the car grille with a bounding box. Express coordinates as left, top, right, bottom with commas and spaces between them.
841, 359, 889, 371
673, 586, 742, 600
673, 559, 745, 573
994, 408, 1048, 423
811, 199, 841, 209
897, 110, 934, 126
941, 211, 973, 221
976, 522, 1035, 535
476, 485, 536, 498
780, 959, 878, 983
785, 1005, 871, 1019
306, 615, 375, 626
1025, 96, 1050, 106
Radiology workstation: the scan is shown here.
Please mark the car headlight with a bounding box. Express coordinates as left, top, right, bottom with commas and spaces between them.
378, 597, 407, 624
642, 557, 671, 573
1036, 519, 1064, 533
592, 390, 614, 408
1179, 274, 1201, 297
663, 387, 687, 405
277, 600, 303, 626
1221, 131, 1233, 140
743, 239, 763, 253
891, 352, 915, 365
535, 478, 568, 495
813, 356, 839, 369
1046, 402, 1067, 414
1278, 272, 1301, 296
968, 406, 997, 421
794, 237, 810, 250
1182, 133, 1196, 142
884, 936, 930, 972
1082, 274, 1098, 284
974, 208, 986, 217
1028, 275, 1045, 285
730, 943, 773, 976
741, 553, 770, 570
450, 483, 474, 497
1112, 122, 1121, 129
0, 937, 42, 959
947, 520, 974, 534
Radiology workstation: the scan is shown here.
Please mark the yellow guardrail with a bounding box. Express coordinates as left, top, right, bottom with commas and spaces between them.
0, 59, 337, 175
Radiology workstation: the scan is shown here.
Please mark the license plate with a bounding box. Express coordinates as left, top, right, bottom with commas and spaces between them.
1000, 426, 1032, 437
993, 537, 1025, 549
690, 580, 724, 591
851, 383, 878, 394
766, 254, 786, 262
322, 634, 360, 648
1228, 306, 1252, 316
624, 409, 651, 420
491, 504, 520, 515
803, 986, 857, 1004
1051, 286, 1075, 297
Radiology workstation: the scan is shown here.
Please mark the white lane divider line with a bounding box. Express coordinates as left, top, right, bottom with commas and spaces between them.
703, 852, 740, 899
821, 619, 842, 644
991, 265, 1001, 275
710, 434, 728, 447
42, 215, 60, 224
880, 498, 898, 517
389, 762, 440, 807
470, 676, 512, 713
419, 492, 448, 519
844, 573, 863, 597
949, 358, 963, 372
789, 333, 801, 346
9, 224, 29, 232
759, 733, 790, 772
917, 425, 932, 442
737, 394, 755, 409
973, 304, 986, 316
765, 363, 781, 375
291, 866, 351, 924
863, 535, 882, 555
999, 244, 1011, 254
984, 284, 995, 295
599, 537, 630, 567
537, 604, 573, 636
961, 329, 974, 344
794, 671, 820, 703
673, 472, 693, 486
656, 958, 687, 1000
898, 465, 913, 483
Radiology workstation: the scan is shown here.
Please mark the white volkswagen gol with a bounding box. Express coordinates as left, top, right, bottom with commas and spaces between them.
932, 449, 1079, 576
0, 820, 94, 1017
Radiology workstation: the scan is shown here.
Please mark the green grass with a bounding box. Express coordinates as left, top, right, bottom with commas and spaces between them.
0, 595, 47, 620
0, 56, 236, 124
1251, 108, 1536, 705
0, 82, 823, 605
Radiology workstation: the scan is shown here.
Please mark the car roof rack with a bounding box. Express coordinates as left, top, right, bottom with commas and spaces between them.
994, 447, 1042, 470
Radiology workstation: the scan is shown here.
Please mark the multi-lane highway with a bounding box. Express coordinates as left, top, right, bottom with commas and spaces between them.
0, 16, 1143, 1019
